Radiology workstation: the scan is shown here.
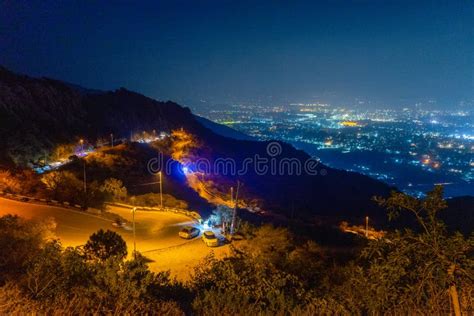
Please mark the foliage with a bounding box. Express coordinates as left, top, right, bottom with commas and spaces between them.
24, 240, 65, 299
0, 169, 21, 193
130, 192, 188, 209
235, 224, 293, 267
0, 187, 472, 314
86, 150, 135, 169
0, 215, 56, 283
51, 143, 75, 162
352, 186, 474, 314
40, 170, 107, 208
100, 177, 127, 201
41, 170, 82, 202
0, 218, 186, 314
209, 205, 233, 226
170, 129, 200, 162
84, 229, 127, 261
191, 225, 332, 315
192, 251, 307, 315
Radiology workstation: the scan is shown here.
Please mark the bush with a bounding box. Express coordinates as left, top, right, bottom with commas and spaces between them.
100, 178, 127, 202
84, 229, 127, 261
0, 215, 56, 283
130, 193, 188, 209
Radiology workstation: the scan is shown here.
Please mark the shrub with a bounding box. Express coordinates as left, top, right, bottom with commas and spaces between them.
84, 229, 127, 261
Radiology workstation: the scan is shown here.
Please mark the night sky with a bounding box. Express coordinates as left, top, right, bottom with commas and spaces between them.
1, 1, 472, 107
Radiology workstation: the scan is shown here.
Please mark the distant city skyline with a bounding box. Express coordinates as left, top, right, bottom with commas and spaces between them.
1, 1, 472, 108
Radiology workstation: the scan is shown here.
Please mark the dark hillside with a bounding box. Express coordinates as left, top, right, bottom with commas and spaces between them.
5, 66, 470, 227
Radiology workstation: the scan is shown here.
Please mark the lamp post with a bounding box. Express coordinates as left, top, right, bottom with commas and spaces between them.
82, 158, 87, 209
131, 206, 137, 259
159, 171, 163, 209
230, 181, 241, 236
365, 216, 369, 237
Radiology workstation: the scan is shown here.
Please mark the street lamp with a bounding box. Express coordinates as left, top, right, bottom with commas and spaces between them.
82, 158, 87, 209
79, 139, 84, 154
365, 216, 369, 237
230, 181, 241, 236
110, 133, 114, 147
158, 171, 163, 209
131, 206, 137, 259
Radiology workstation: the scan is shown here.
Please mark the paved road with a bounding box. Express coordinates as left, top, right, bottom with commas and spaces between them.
0, 198, 191, 251
0, 198, 229, 280
106, 205, 197, 251
0, 197, 113, 247
0, 198, 230, 280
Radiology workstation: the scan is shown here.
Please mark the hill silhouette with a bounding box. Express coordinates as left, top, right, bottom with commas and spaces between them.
6, 66, 467, 226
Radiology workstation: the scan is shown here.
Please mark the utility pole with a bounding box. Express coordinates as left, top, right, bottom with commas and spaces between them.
131, 207, 137, 259
159, 171, 163, 209
228, 186, 234, 235
230, 181, 240, 236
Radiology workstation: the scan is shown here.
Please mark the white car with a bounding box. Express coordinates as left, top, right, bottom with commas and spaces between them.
202, 231, 219, 247
179, 226, 200, 239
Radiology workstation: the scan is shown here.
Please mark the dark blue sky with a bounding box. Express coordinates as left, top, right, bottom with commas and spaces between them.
1, 1, 472, 107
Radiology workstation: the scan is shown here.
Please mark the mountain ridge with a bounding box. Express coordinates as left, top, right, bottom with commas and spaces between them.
0, 66, 414, 224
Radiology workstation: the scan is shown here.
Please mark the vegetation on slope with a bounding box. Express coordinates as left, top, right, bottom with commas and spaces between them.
0, 187, 472, 314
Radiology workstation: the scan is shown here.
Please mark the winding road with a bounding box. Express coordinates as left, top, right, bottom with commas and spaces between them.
0, 197, 230, 280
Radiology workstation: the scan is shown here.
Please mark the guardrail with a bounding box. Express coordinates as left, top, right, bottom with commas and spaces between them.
105, 202, 202, 221
0, 191, 84, 210
0, 191, 201, 221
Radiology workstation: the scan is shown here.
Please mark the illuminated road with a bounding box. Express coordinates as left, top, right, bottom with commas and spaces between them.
0, 197, 112, 247
0, 198, 230, 280
107, 205, 231, 280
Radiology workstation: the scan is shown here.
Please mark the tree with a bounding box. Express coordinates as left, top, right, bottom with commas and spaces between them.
353, 186, 474, 314
191, 251, 306, 315
84, 229, 127, 261
100, 178, 127, 202
131, 193, 188, 209
25, 241, 64, 299
41, 171, 85, 204
0, 170, 21, 193
51, 144, 75, 162
235, 224, 293, 267
0, 215, 56, 283
209, 205, 233, 227
41, 171, 63, 198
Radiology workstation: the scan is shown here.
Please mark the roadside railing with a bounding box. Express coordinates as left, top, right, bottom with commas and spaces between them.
0, 191, 201, 221
104, 201, 202, 221
0, 190, 85, 210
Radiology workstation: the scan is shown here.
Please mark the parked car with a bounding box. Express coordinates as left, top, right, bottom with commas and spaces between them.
202, 231, 219, 247
179, 226, 200, 239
